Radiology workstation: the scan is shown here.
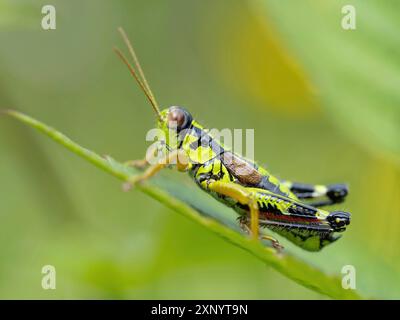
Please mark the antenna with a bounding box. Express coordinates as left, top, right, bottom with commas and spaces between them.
114, 27, 162, 119
117, 27, 157, 104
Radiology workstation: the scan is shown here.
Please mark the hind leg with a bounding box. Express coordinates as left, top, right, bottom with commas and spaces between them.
281, 181, 348, 207
205, 181, 260, 239
205, 180, 283, 247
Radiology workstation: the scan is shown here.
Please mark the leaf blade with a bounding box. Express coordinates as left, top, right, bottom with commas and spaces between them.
4, 109, 365, 299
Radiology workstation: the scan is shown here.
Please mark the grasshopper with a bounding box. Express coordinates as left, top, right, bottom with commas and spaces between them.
114, 28, 350, 252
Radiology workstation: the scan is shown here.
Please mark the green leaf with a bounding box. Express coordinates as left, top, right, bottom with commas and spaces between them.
4, 109, 365, 299
255, 0, 400, 163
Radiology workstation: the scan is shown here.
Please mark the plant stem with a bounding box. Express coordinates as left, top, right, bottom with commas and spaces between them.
4, 110, 366, 299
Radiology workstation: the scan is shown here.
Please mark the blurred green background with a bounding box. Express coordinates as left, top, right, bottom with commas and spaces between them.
0, 0, 399, 299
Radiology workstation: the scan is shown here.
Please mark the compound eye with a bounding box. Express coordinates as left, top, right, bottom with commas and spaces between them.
167, 108, 186, 129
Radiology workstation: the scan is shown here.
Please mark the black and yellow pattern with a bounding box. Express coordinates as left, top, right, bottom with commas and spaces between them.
113, 31, 350, 252
150, 106, 351, 251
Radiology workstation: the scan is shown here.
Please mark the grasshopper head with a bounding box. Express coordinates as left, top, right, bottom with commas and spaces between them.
113, 29, 193, 151
157, 106, 193, 150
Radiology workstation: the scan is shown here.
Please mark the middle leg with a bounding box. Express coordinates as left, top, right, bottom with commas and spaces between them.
238, 216, 283, 251
206, 180, 282, 251
206, 180, 260, 239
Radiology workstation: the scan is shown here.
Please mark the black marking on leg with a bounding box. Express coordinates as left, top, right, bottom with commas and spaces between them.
327, 211, 350, 232
327, 184, 348, 202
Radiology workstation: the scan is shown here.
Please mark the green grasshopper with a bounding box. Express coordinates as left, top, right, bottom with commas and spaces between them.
115, 28, 350, 252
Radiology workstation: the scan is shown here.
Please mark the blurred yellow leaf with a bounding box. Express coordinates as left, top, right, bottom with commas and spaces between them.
358, 158, 400, 264
255, 0, 400, 163
204, 1, 318, 116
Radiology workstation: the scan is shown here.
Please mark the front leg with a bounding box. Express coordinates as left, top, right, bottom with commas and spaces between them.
123, 149, 189, 191
124, 142, 161, 169
124, 158, 148, 169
